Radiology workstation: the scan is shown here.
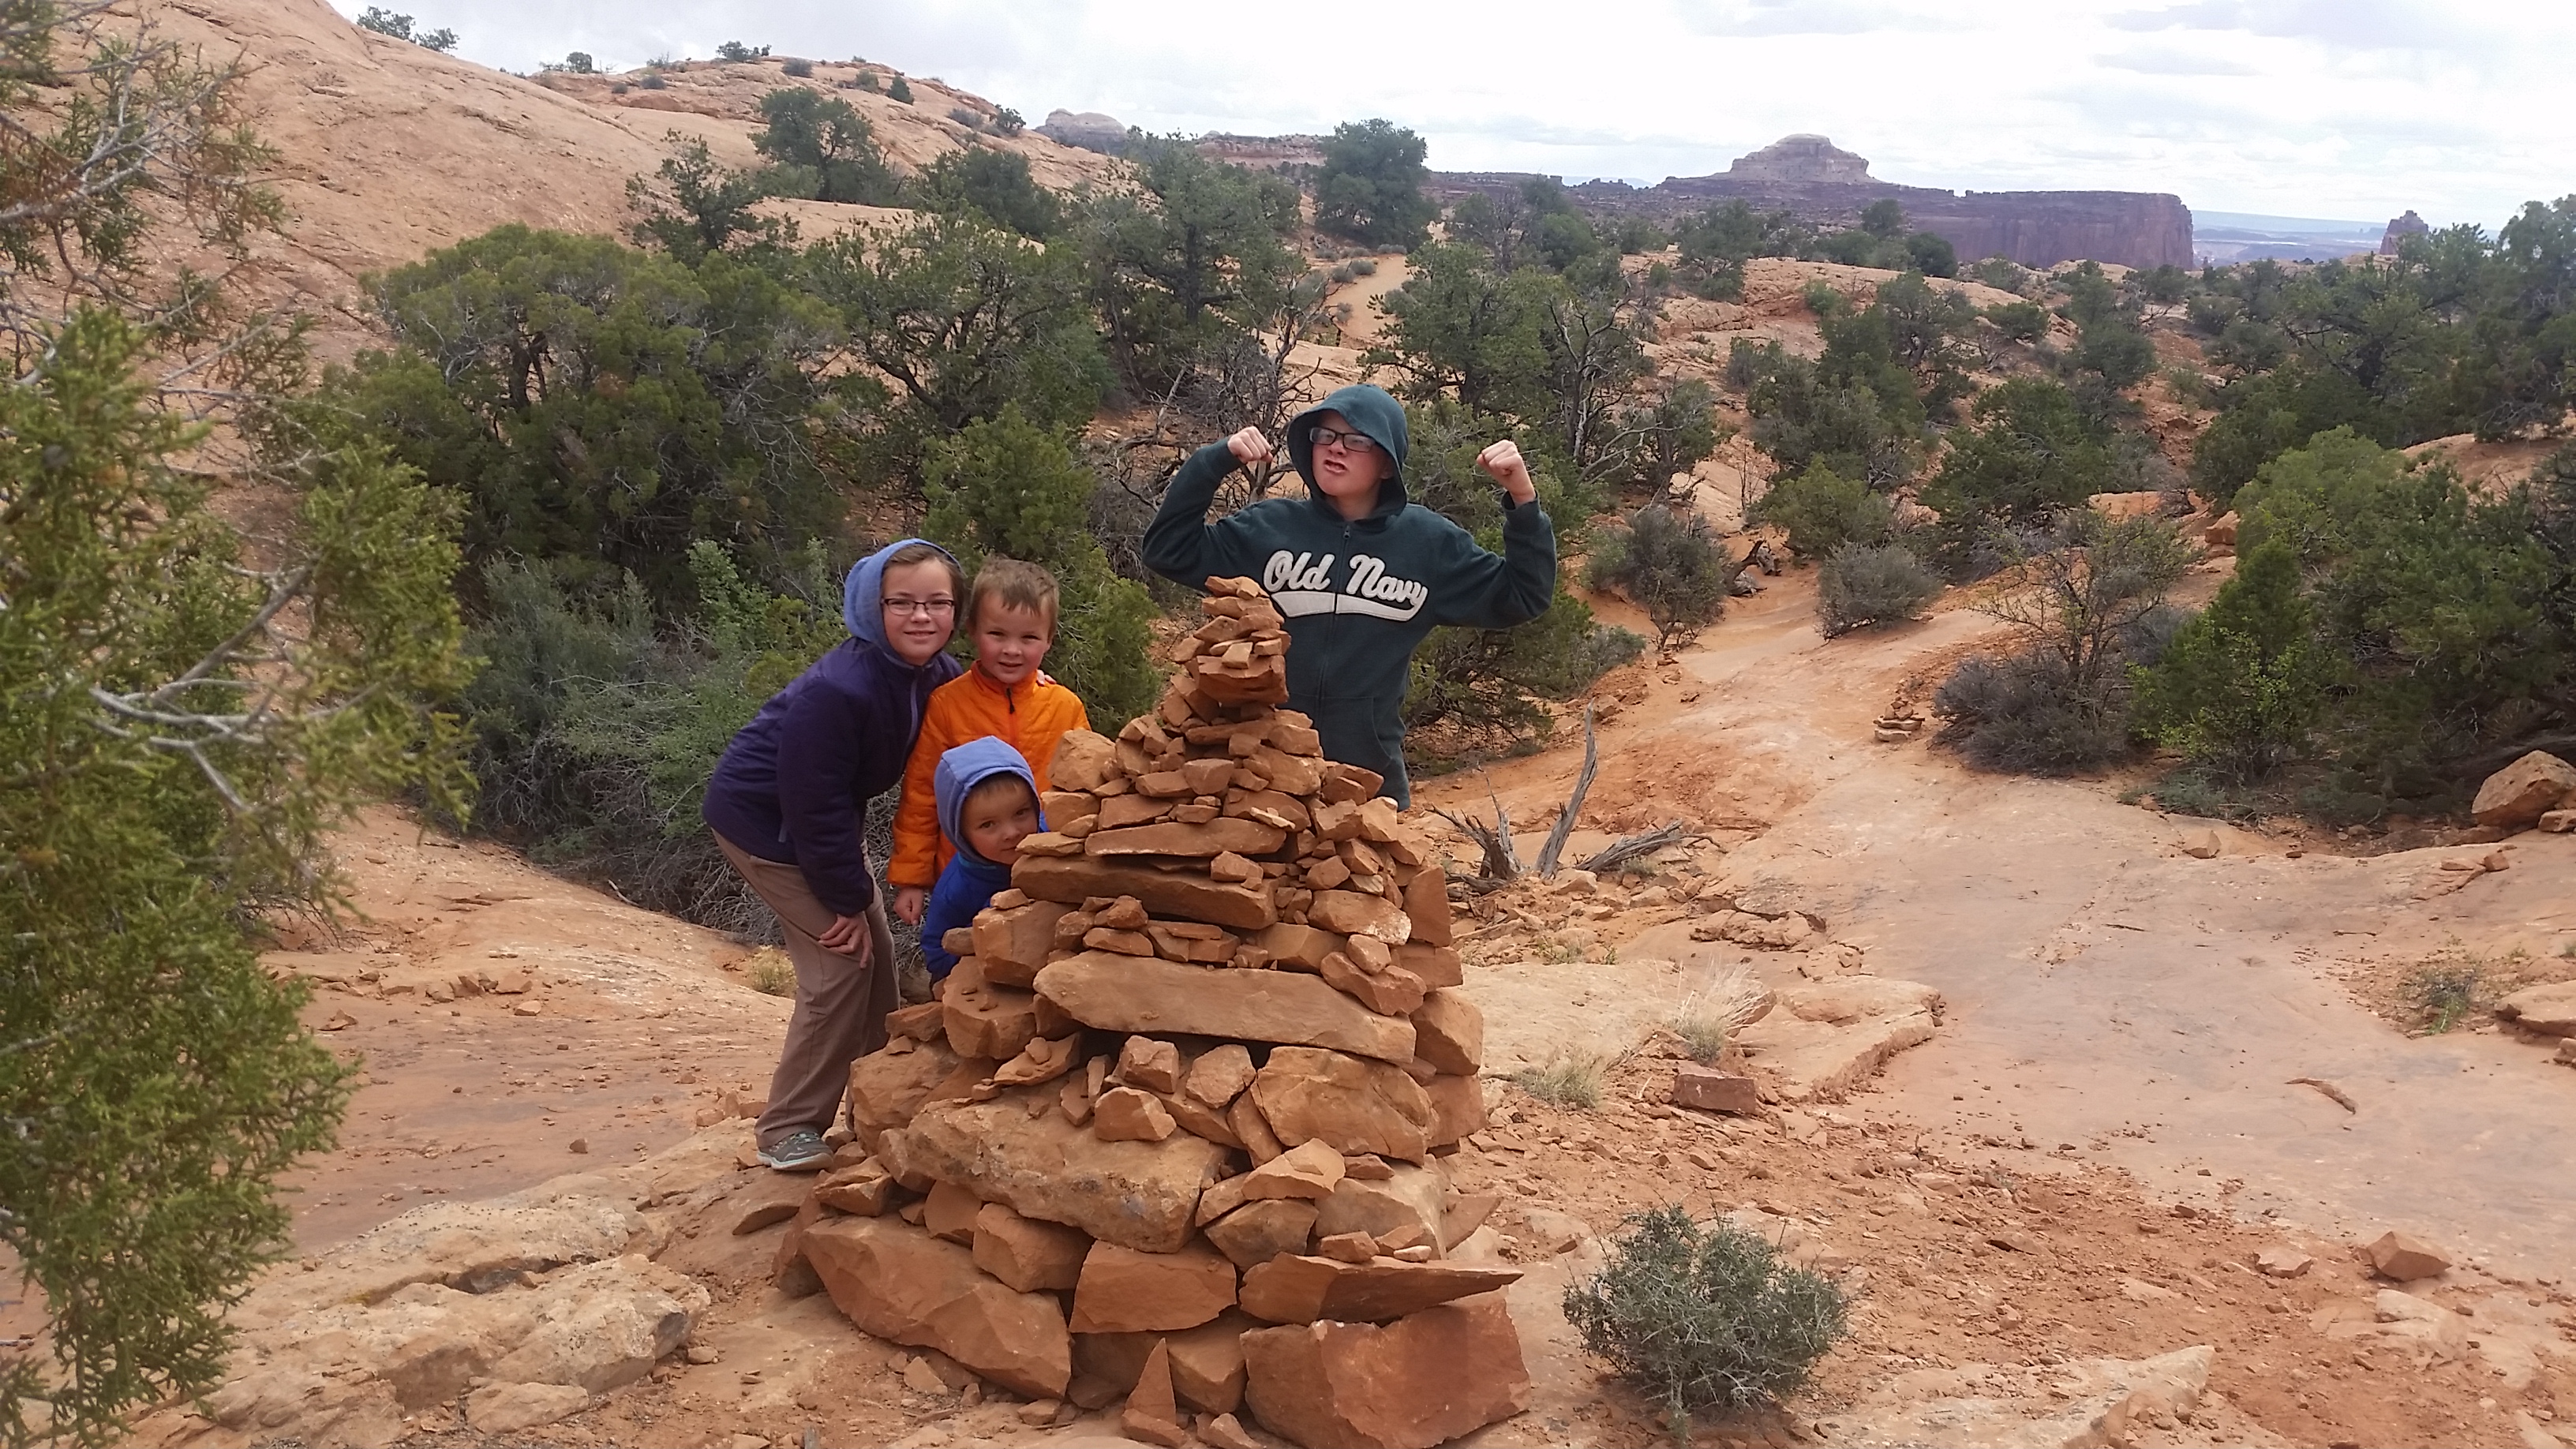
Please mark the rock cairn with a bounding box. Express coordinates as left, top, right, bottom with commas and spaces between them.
778, 578, 1530, 1449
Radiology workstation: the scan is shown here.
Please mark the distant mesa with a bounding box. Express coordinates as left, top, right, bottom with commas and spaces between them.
1726, 133, 1874, 185
1430, 133, 2194, 271
2379, 209, 2429, 255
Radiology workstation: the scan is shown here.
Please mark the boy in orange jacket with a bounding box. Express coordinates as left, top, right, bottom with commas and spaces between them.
889, 558, 1089, 925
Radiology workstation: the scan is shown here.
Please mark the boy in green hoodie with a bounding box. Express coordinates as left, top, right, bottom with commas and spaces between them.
1142, 383, 1556, 807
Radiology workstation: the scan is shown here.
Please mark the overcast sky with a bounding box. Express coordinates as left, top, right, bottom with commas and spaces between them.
350, 0, 2570, 228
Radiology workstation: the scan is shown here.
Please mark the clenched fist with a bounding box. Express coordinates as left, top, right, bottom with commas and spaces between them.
1477, 440, 1537, 504
1226, 427, 1275, 466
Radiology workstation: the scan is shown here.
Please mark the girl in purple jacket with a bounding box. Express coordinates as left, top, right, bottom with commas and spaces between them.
702, 539, 964, 1170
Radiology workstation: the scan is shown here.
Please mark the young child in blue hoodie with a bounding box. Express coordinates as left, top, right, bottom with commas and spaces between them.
917, 736, 1043, 986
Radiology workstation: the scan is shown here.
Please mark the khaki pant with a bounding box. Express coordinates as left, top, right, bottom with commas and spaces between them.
714, 831, 898, 1149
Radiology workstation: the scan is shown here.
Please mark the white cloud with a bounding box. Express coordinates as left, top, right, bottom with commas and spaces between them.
344, 0, 2573, 227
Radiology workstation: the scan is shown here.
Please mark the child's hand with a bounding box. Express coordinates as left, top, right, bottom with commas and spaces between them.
1226, 427, 1274, 466
1477, 440, 1537, 504
893, 886, 926, 927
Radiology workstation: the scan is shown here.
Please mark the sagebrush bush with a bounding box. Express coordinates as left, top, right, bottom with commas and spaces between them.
1817, 541, 1940, 636
1350, 256, 1379, 276
1750, 464, 1891, 558
1932, 650, 2130, 773
1585, 504, 1728, 650
948, 106, 982, 129
780, 57, 812, 77
1565, 1205, 1848, 1432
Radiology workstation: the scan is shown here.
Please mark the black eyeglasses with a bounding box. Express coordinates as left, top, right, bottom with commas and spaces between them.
1307, 425, 1380, 455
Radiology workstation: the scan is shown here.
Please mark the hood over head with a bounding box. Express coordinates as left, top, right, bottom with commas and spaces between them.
841, 537, 963, 650
1286, 384, 1410, 516
933, 735, 1039, 869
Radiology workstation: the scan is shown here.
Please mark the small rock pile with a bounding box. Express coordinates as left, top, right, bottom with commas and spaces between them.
779, 578, 1530, 1449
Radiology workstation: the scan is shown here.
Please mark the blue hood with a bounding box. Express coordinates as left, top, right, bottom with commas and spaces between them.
841, 537, 963, 647
934, 736, 1040, 870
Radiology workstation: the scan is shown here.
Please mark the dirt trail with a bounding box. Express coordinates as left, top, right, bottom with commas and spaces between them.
1423, 571, 2576, 1283
267, 809, 786, 1248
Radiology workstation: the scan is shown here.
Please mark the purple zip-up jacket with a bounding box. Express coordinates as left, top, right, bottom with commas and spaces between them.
702, 540, 962, 916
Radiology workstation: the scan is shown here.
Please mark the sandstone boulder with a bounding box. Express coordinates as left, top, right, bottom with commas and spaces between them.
1035, 954, 1416, 1062
1237, 1255, 1521, 1324
1015, 856, 1276, 931
1312, 1164, 1445, 1253
1307, 889, 1411, 944
1249, 1046, 1435, 1163
1070, 1240, 1239, 1333
972, 899, 1071, 987
1205, 1199, 1321, 1269
1408, 991, 1483, 1075
1095, 1087, 1178, 1142
942, 958, 1040, 1063
1084, 819, 1286, 859
1421, 1074, 1485, 1147
1121, 1339, 1190, 1448
1670, 1063, 1762, 1114
896, 1091, 1226, 1253
803, 1216, 1071, 1398
2496, 980, 2576, 1036
2471, 751, 2576, 830
972, 1203, 1091, 1293
847, 1035, 968, 1153
1242, 1294, 1530, 1448
1182, 1043, 1256, 1110
1050, 730, 1119, 792
1318, 949, 1427, 1016
2366, 1230, 2451, 1282
462, 1382, 590, 1434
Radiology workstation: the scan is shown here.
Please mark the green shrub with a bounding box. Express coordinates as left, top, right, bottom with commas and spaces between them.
455, 548, 841, 937
1750, 464, 1892, 557
1921, 378, 2106, 543
991, 106, 1024, 135
888, 75, 913, 103
2132, 539, 2324, 780
1585, 505, 1728, 650
1328, 262, 1357, 284
948, 106, 983, 129
714, 39, 768, 62
637, 71, 665, 89
330, 226, 846, 617
781, 57, 812, 77
1969, 255, 2026, 291
1350, 256, 1379, 276
856, 69, 878, 90
921, 406, 1163, 725
1818, 541, 1941, 635
754, 88, 900, 204
906, 146, 1063, 239
1564, 1206, 1849, 1432
1985, 299, 2048, 342
1314, 118, 1436, 248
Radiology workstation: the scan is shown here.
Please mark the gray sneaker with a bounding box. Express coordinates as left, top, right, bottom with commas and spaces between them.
758, 1128, 829, 1171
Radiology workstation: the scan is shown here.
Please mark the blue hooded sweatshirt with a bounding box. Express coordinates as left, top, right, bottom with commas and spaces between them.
702, 540, 964, 916
918, 736, 1040, 981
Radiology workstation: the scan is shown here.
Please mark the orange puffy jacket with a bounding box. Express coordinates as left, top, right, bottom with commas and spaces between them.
888, 668, 1090, 891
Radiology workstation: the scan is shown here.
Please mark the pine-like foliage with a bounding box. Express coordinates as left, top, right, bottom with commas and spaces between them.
922, 405, 1163, 724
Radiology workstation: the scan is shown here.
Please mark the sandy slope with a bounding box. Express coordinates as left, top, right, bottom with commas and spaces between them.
1420, 570, 2576, 1284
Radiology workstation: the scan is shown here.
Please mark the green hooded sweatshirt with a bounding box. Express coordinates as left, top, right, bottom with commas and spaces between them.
1141, 384, 1558, 806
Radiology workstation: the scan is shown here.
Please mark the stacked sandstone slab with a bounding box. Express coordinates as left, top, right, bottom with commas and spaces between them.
778, 578, 1528, 1449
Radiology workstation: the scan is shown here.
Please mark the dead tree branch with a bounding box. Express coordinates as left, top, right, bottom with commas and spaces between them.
1577, 820, 1702, 876
1535, 704, 1598, 879
1432, 776, 1522, 887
